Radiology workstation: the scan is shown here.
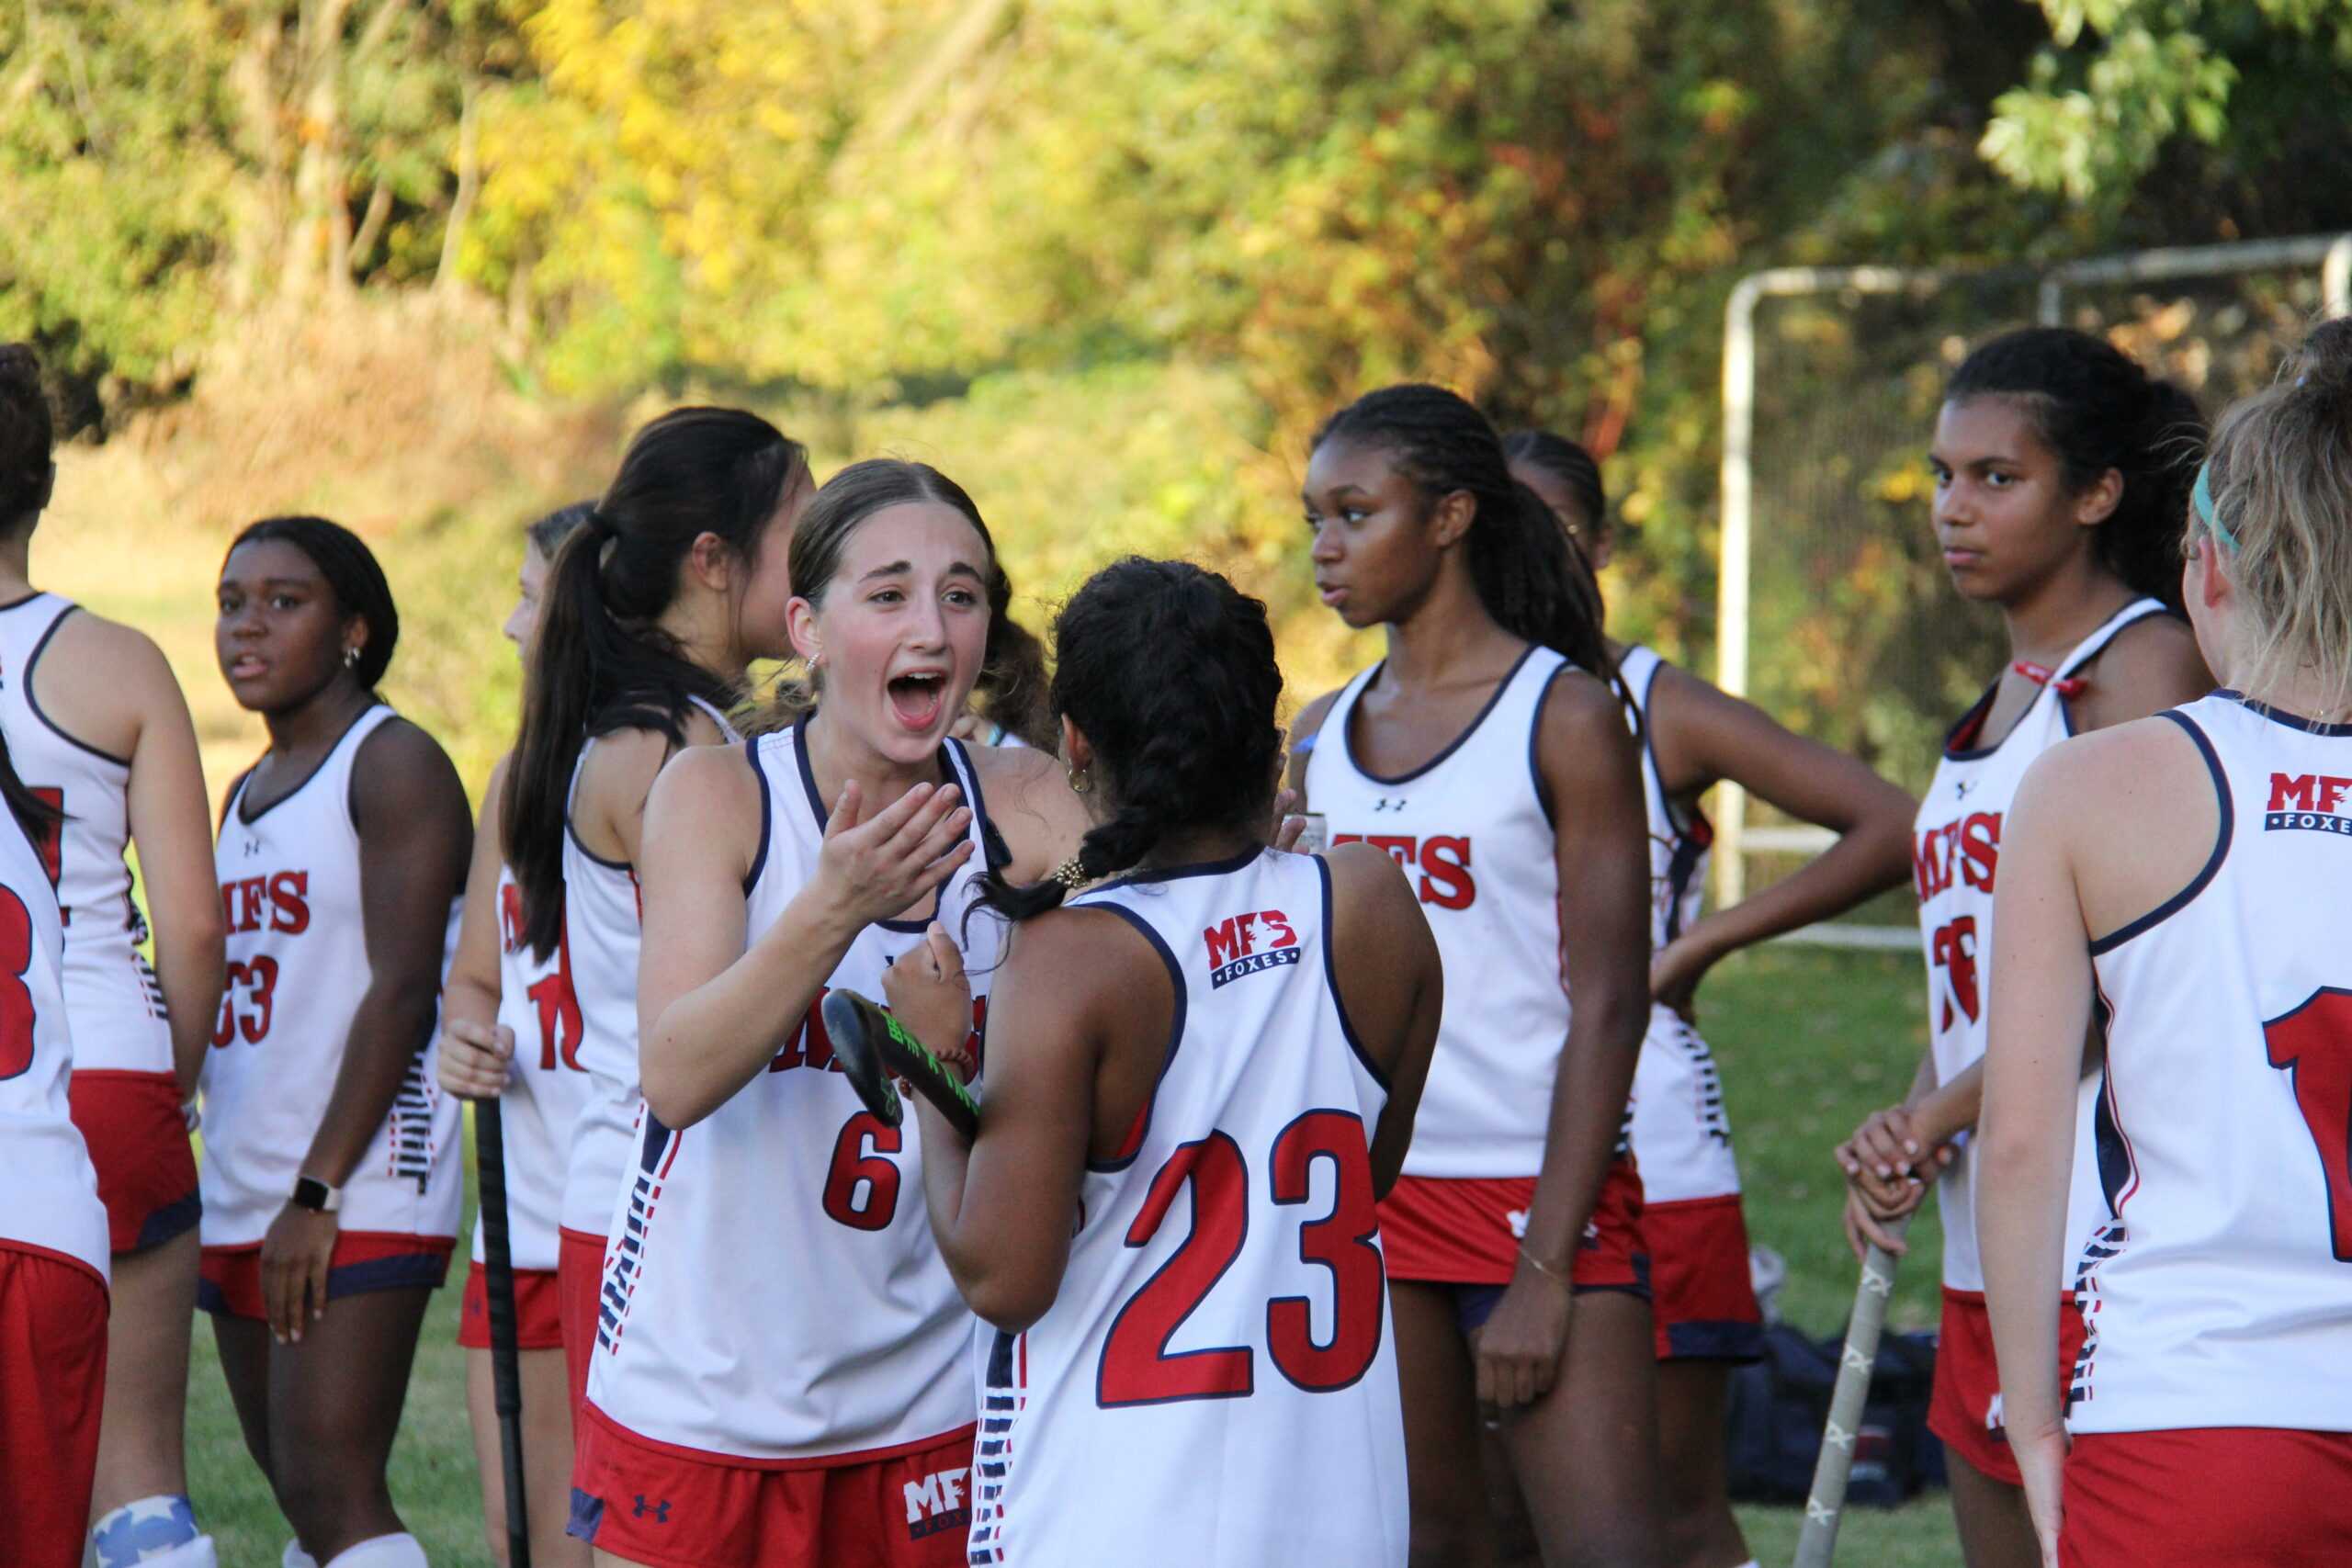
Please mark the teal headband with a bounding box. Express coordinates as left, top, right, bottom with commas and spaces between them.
2191, 462, 2238, 555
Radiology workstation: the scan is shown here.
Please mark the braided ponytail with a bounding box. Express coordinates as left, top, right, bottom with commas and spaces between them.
976, 558, 1283, 924
1313, 385, 1615, 682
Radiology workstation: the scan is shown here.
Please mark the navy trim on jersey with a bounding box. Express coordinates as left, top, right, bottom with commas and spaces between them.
789, 712, 976, 932
1526, 658, 1571, 825
2056, 605, 2178, 740
1086, 843, 1266, 897
741, 738, 772, 896
944, 736, 1001, 873
232, 701, 389, 828
22, 602, 132, 769
561, 733, 636, 871
1342, 643, 1540, 786
2086, 709, 2232, 956
2089, 969, 2143, 1220
0, 592, 42, 614
1076, 900, 1189, 1175
1316, 853, 1390, 1093
1940, 678, 2009, 761
2216, 690, 2352, 738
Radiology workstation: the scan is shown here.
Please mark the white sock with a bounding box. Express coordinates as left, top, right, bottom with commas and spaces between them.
322, 1535, 428, 1568
87, 1496, 213, 1568
282, 1544, 319, 1568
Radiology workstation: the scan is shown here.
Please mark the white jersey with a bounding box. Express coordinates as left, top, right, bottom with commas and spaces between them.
202, 705, 463, 1246
1617, 646, 1740, 1205
967, 847, 1405, 1568
469, 863, 592, 1273
1915, 599, 2167, 1293
0, 594, 170, 1074
587, 720, 989, 1461
2069, 693, 2352, 1433
0, 797, 107, 1282
1303, 645, 1573, 1178
557, 694, 737, 1239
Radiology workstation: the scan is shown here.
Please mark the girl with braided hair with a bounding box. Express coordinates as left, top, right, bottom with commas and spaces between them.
1506, 427, 1917, 1568
1291, 383, 1664, 1567
877, 555, 1443, 1566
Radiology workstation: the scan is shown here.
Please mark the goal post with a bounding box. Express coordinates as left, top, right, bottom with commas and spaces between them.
1711, 234, 2352, 942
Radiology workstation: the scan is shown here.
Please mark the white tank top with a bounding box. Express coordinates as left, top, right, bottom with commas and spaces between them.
0, 795, 107, 1281
202, 705, 464, 1246
1619, 645, 1713, 956
586, 718, 990, 1461
1303, 645, 1573, 1178
557, 695, 737, 1238
1915, 599, 2167, 1292
1619, 647, 1741, 1206
0, 594, 170, 1074
469, 861, 592, 1273
2070, 693, 2352, 1433
967, 848, 1405, 1568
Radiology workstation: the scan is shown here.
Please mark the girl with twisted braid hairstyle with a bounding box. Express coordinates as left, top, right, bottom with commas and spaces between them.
876, 556, 1442, 1565
1508, 426, 1917, 1568
1290, 383, 1663, 1567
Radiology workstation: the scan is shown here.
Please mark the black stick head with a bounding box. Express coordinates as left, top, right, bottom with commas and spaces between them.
821, 988, 905, 1129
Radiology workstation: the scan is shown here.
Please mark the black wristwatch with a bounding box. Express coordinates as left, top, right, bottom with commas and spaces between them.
290, 1177, 342, 1213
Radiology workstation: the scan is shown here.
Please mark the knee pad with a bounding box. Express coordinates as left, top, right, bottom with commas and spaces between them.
322, 1534, 428, 1568
89, 1496, 214, 1568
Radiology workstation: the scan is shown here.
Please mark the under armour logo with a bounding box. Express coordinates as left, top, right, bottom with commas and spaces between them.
633, 1495, 672, 1523
243, 840, 262, 855
1954, 778, 1976, 799
1373, 796, 1408, 812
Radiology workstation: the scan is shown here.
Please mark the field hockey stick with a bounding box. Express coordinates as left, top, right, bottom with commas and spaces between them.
821, 987, 980, 1141
1792, 1210, 1913, 1568
474, 1100, 533, 1568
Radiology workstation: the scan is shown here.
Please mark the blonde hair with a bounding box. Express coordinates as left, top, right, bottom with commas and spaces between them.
2196, 318, 2352, 716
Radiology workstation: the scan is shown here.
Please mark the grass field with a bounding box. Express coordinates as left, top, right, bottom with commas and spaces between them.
179, 943, 1962, 1566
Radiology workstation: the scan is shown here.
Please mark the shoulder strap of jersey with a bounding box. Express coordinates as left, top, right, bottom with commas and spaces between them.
1617, 644, 1663, 717
2053, 597, 2172, 683
684, 692, 741, 743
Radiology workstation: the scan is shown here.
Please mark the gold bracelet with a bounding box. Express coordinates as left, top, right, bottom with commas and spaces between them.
1517, 1243, 1571, 1285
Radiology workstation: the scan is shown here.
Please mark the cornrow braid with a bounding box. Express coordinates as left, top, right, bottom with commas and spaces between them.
1313, 385, 1615, 684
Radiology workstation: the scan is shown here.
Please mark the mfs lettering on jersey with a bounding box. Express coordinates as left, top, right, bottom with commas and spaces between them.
2267, 773, 2352, 837
220, 869, 311, 934
1916, 811, 1999, 1032
1204, 907, 1299, 989
1329, 832, 1476, 910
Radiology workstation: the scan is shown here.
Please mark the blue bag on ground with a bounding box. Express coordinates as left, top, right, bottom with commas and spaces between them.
1724, 1323, 1943, 1505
